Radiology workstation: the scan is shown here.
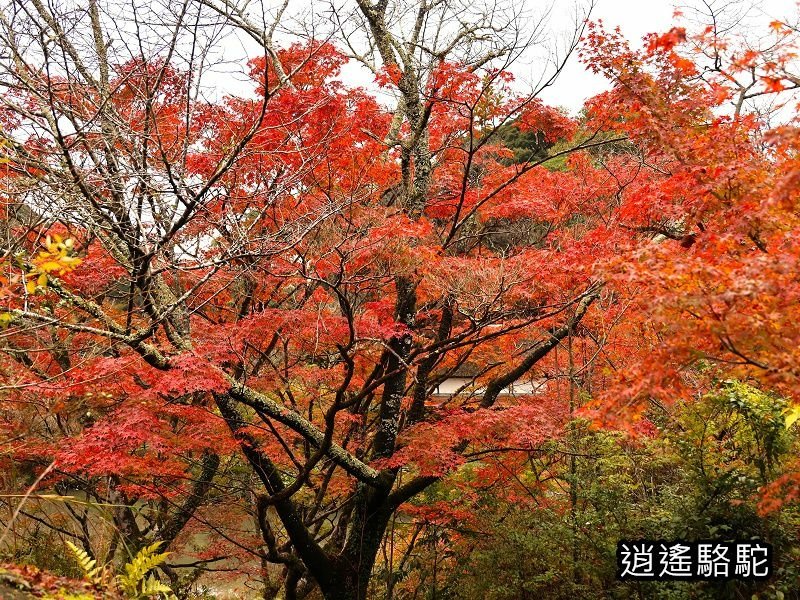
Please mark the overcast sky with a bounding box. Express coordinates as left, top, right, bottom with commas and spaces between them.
210, 0, 798, 114
537, 0, 798, 113
537, 0, 675, 112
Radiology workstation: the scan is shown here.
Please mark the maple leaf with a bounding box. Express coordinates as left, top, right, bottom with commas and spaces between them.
647, 27, 687, 53
770, 20, 786, 33
762, 76, 787, 92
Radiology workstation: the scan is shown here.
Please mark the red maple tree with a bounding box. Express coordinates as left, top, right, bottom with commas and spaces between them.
0, 0, 798, 597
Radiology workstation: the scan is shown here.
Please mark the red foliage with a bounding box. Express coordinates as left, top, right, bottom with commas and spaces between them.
1, 12, 800, 580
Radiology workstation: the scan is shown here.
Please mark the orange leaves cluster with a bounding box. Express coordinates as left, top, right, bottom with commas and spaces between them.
4, 12, 800, 536
54, 399, 234, 498
383, 397, 566, 476
516, 100, 576, 143
578, 19, 800, 517
646, 27, 687, 53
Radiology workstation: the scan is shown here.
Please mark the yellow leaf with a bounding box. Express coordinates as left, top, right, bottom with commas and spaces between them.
61, 255, 81, 267
785, 405, 800, 429
36, 260, 64, 274
25, 279, 36, 294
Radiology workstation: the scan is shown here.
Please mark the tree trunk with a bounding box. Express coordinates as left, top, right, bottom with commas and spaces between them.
320, 485, 395, 600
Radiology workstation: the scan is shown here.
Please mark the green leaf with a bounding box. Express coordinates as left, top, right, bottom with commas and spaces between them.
65, 541, 102, 584
117, 541, 173, 598
141, 574, 173, 595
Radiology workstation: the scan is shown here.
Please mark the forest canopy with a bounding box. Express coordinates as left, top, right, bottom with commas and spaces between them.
0, 0, 799, 598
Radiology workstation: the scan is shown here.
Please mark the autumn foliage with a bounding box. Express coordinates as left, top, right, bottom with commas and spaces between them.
0, 0, 799, 598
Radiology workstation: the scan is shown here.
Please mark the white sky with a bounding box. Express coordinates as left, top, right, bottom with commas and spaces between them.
537, 0, 799, 113
538, 0, 675, 112
206, 0, 799, 114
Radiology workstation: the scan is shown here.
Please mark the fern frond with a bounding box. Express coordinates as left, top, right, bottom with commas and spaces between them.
116, 541, 173, 598
65, 541, 103, 584
141, 574, 174, 596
